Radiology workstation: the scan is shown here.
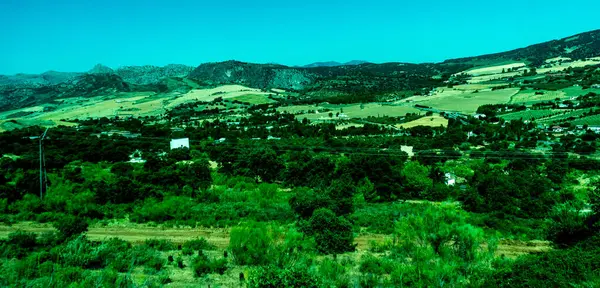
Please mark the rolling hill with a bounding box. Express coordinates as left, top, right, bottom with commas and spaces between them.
1, 29, 599, 112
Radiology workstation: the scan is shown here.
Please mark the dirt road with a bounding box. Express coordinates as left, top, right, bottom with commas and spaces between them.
0, 222, 551, 258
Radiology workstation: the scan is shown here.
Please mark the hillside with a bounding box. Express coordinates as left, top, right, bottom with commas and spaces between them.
1, 29, 600, 112
444, 29, 600, 66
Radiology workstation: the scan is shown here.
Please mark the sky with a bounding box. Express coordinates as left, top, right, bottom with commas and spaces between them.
1, 0, 599, 74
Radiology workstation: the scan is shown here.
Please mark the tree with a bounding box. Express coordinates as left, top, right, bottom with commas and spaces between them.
401, 161, 432, 199
305, 208, 356, 254
54, 215, 89, 240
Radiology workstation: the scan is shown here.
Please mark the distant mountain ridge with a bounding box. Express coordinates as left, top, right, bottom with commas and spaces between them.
301, 60, 370, 68
444, 29, 600, 66
1, 29, 600, 112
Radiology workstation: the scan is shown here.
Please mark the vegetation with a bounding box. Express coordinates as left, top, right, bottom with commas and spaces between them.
1, 29, 600, 287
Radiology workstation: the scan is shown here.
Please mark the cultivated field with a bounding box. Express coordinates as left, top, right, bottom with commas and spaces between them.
571, 114, 600, 126
230, 94, 276, 105
536, 58, 600, 74
0, 85, 274, 131
510, 89, 569, 104
464, 62, 526, 76
501, 109, 562, 121
562, 86, 600, 97
538, 109, 591, 124
397, 114, 448, 128
408, 88, 518, 114
280, 103, 420, 121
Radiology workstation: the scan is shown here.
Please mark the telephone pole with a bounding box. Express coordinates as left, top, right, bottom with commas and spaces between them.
39, 128, 49, 199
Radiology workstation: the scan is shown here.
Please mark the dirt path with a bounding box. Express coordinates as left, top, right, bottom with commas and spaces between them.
0, 222, 551, 258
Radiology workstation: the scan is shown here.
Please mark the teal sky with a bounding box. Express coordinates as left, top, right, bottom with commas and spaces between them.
1, 0, 599, 74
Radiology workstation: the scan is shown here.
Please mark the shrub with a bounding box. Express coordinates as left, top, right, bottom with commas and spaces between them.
54, 215, 88, 240
7, 230, 37, 249
247, 265, 320, 288
229, 223, 276, 266
182, 237, 215, 251
305, 209, 356, 254
192, 252, 228, 277
144, 239, 176, 251
359, 254, 396, 275
318, 258, 350, 288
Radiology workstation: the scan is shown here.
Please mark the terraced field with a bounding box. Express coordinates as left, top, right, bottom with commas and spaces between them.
510, 90, 569, 104
538, 109, 591, 124
501, 110, 562, 121
571, 114, 600, 125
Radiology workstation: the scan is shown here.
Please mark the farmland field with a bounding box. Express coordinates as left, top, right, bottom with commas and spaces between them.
509, 89, 569, 104
464, 62, 526, 76
230, 94, 276, 105
414, 88, 518, 114
571, 114, 600, 125
282, 103, 420, 121
397, 114, 448, 128
562, 86, 600, 97
501, 109, 562, 121
538, 109, 591, 124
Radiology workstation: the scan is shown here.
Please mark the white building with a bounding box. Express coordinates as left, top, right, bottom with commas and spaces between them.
170, 138, 190, 150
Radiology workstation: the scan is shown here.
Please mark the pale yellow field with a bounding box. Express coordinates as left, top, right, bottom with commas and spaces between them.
537, 59, 600, 74
166, 85, 272, 108
408, 88, 518, 114
463, 62, 526, 76
299, 103, 421, 121
0, 85, 270, 131
451, 83, 508, 91
467, 71, 521, 83
545, 57, 571, 63
397, 115, 448, 128
510, 89, 568, 104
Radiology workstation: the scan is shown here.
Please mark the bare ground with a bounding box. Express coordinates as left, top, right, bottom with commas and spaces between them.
0, 222, 551, 258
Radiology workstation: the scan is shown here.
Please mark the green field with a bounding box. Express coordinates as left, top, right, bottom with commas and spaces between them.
510, 89, 568, 104
561, 86, 600, 97
280, 103, 420, 121
230, 94, 276, 105
538, 109, 591, 124
418, 88, 518, 114
501, 109, 562, 121
571, 114, 600, 125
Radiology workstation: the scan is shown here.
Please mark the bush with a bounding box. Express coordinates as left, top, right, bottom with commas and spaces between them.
305, 209, 356, 254
7, 230, 37, 249
484, 236, 600, 287
318, 258, 350, 288
144, 239, 176, 251
182, 237, 215, 251
229, 223, 276, 266
359, 254, 396, 275
192, 253, 228, 277
54, 215, 88, 240
247, 265, 320, 288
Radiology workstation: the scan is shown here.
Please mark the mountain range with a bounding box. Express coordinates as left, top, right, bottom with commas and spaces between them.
1, 29, 599, 112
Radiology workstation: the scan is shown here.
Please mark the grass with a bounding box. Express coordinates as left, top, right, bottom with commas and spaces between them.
501, 110, 562, 121
415, 88, 518, 114
230, 94, 276, 105
561, 86, 600, 97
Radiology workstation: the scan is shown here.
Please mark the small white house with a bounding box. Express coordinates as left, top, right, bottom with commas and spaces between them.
445, 173, 456, 186
170, 138, 190, 150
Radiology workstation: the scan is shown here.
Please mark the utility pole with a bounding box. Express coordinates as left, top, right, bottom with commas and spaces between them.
39, 128, 49, 200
